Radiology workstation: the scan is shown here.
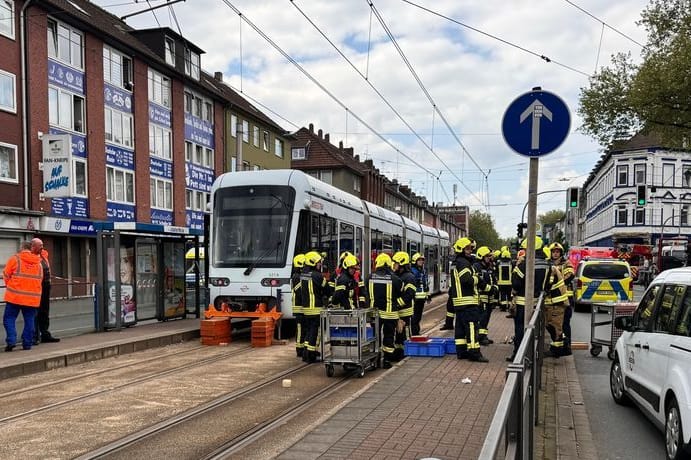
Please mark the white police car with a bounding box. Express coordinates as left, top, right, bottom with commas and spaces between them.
610, 267, 691, 460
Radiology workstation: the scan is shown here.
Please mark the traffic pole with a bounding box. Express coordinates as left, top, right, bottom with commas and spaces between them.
524, 157, 538, 312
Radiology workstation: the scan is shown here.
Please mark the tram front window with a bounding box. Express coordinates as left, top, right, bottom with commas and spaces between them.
213, 186, 295, 268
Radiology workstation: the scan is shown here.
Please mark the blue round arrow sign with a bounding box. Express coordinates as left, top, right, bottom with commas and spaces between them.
501, 89, 570, 157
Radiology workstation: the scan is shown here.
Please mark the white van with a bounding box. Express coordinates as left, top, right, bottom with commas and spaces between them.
611, 267, 691, 460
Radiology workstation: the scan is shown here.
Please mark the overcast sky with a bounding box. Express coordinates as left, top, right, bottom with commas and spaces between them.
95, 0, 650, 239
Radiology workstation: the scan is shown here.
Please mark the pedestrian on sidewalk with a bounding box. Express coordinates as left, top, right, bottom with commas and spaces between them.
410, 252, 429, 336
31, 238, 60, 345
3, 241, 43, 352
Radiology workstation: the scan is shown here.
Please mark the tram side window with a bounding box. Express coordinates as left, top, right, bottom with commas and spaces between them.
339, 222, 354, 256
383, 234, 393, 254
355, 227, 363, 261
371, 229, 383, 271
393, 235, 402, 253
294, 210, 311, 255
308, 214, 337, 274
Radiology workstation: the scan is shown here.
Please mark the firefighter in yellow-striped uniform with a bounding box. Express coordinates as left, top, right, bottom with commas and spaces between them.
299, 251, 332, 363
332, 254, 360, 309
496, 248, 513, 312
549, 242, 575, 356
410, 252, 429, 336
474, 246, 498, 346
393, 251, 417, 360
291, 254, 306, 358
367, 253, 403, 369
509, 237, 565, 361
541, 246, 569, 357
450, 237, 489, 362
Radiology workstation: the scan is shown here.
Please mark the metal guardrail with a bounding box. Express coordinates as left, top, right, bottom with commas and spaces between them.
479, 293, 545, 460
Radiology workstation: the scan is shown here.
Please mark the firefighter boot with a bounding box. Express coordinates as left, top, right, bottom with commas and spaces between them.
469, 350, 489, 363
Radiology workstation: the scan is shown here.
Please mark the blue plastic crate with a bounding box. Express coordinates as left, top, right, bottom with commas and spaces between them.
366, 327, 375, 340
426, 337, 455, 354
404, 339, 446, 357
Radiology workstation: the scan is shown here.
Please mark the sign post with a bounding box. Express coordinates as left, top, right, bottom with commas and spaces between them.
502, 87, 570, 313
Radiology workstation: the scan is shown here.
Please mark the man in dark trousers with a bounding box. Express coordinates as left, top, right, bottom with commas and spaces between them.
32, 238, 60, 344
449, 237, 489, 363
410, 253, 429, 336
367, 253, 402, 369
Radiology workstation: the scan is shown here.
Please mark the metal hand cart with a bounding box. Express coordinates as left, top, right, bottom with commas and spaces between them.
590, 301, 638, 360
320, 308, 380, 378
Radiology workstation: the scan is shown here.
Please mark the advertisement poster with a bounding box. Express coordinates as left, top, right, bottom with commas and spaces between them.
106, 246, 137, 326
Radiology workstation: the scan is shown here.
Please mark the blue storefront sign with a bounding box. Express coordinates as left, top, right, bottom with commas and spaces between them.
104, 84, 133, 113
149, 102, 171, 128
185, 162, 214, 192
106, 144, 135, 170
69, 220, 96, 235
107, 202, 136, 221
51, 197, 88, 218
184, 113, 214, 148
48, 128, 87, 158
151, 209, 173, 225
48, 59, 84, 94
150, 157, 173, 179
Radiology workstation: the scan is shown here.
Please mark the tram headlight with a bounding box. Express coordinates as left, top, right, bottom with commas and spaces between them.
209, 277, 230, 287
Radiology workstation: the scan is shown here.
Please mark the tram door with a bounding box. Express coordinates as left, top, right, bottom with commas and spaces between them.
135, 240, 159, 321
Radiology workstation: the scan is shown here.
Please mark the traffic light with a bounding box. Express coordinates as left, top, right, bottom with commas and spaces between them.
568, 187, 579, 208
637, 185, 647, 206
516, 222, 527, 238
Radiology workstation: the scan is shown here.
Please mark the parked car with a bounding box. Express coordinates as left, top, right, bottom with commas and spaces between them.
573, 259, 633, 311
610, 267, 691, 460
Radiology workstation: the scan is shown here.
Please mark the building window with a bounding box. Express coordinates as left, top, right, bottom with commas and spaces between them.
184, 48, 200, 80
106, 167, 135, 204
231, 115, 237, 137
231, 156, 236, 172
253, 125, 259, 147
184, 91, 192, 113
205, 148, 214, 169
663, 163, 675, 187
243, 160, 250, 170
148, 69, 171, 108
73, 158, 87, 197
48, 87, 85, 133
242, 120, 249, 143
0, 142, 18, 183
616, 206, 627, 225
0, 69, 16, 113
164, 37, 175, 66
634, 208, 645, 225
103, 46, 132, 90
149, 124, 172, 160
185, 141, 212, 168
262, 131, 269, 151
104, 107, 133, 148
0, 0, 14, 39
683, 205, 689, 226
274, 139, 284, 158
310, 170, 332, 184
150, 177, 173, 210
634, 163, 646, 185
683, 166, 691, 187
47, 19, 83, 69
204, 101, 213, 123
616, 165, 628, 186
354, 176, 361, 192
291, 147, 306, 160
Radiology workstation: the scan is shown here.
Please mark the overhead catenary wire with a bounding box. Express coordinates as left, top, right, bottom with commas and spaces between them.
289, 0, 485, 207
562, 0, 646, 50
218, 0, 471, 205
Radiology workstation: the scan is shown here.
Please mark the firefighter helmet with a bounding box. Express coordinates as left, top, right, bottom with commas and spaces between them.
453, 237, 472, 253
304, 251, 323, 267
293, 254, 306, 268
411, 252, 424, 263
520, 235, 543, 250
501, 249, 511, 259
342, 254, 359, 270
374, 253, 393, 269
392, 251, 411, 266
492, 249, 501, 258
476, 246, 492, 258
550, 242, 564, 253
543, 247, 551, 258
339, 251, 353, 263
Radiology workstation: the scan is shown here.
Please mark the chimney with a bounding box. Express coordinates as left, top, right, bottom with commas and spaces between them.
345, 147, 354, 156
318, 129, 323, 139
325, 133, 330, 143
309, 123, 314, 133
339, 141, 343, 150
214, 71, 223, 81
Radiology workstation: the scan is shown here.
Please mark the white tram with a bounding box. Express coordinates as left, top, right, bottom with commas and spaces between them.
208, 169, 450, 319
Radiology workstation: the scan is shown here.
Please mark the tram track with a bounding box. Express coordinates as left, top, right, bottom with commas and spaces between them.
0, 344, 254, 424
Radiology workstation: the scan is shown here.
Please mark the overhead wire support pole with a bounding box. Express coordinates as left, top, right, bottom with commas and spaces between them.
120, 0, 185, 21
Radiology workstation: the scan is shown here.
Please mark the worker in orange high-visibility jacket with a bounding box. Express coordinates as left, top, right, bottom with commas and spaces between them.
3, 241, 43, 352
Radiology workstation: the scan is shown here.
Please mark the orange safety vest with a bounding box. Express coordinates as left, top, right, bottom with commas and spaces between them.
3, 250, 43, 307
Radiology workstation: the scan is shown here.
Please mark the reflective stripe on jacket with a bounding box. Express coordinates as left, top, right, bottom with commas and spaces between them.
411, 266, 429, 299
368, 269, 402, 320
449, 254, 480, 307
398, 269, 416, 317
3, 250, 43, 307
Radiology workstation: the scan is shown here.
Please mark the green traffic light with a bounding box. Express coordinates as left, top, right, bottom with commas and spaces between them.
638, 198, 646, 206
570, 201, 577, 207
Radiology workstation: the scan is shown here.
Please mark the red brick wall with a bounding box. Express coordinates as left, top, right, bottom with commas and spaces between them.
171, 78, 186, 226
133, 58, 150, 221
84, 34, 106, 220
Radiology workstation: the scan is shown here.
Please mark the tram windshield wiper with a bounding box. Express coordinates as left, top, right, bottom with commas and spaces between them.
244, 241, 281, 276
